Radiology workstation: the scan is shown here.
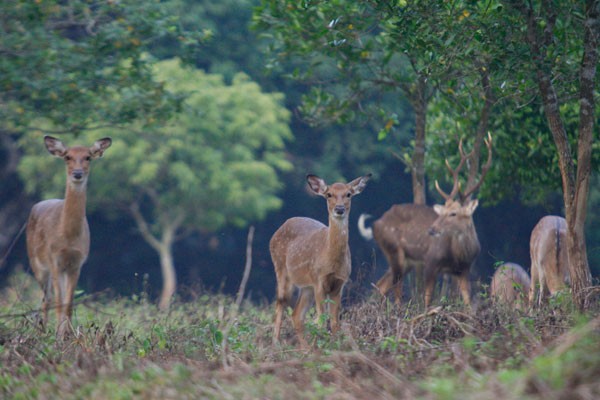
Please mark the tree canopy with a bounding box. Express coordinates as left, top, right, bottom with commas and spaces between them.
0, 0, 203, 134
17, 58, 293, 309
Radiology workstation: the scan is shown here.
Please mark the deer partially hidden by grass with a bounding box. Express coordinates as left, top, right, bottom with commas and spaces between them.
26, 135, 112, 337
270, 173, 371, 346
529, 215, 570, 307
490, 262, 531, 310
360, 134, 492, 309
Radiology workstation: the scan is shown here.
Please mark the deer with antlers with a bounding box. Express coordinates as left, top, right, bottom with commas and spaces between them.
359, 134, 492, 308
270, 174, 371, 346
26, 135, 112, 337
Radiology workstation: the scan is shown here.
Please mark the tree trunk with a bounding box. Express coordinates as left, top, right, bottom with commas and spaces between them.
465, 65, 495, 197
157, 242, 177, 311
129, 202, 181, 311
411, 76, 427, 205
518, 1, 597, 310
569, 0, 598, 309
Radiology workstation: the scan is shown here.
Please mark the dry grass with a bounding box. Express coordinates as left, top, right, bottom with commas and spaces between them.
1, 270, 600, 399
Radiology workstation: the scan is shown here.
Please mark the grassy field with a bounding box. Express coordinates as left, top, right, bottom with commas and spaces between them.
1, 269, 599, 399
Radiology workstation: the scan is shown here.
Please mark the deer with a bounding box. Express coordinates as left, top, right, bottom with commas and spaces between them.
358, 204, 438, 304
26, 135, 112, 337
270, 173, 371, 346
529, 215, 570, 307
490, 262, 531, 310
359, 134, 492, 308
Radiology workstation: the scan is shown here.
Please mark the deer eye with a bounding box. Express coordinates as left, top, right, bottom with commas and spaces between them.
326, 193, 332, 198
64, 155, 72, 161
449, 212, 457, 217
85, 156, 91, 161
346, 192, 352, 198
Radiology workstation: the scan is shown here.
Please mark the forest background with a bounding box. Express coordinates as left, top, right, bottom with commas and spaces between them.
1, 0, 599, 310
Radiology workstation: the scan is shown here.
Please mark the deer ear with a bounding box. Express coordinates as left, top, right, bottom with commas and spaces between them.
90, 137, 112, 158
433, 204, 444, 215
306, 174, 327, 196
465, 199, 479, 215
44, 136, 67, 157
349, 173, 372, 195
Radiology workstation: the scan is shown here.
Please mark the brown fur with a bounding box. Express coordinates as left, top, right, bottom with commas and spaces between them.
361, 135, 491, 309
359, 204, 437, 303
529, 215, 570, 307
424, 199, 481, 307
270, 174, 370, 346
490, 262, 531, 310
359, 199, 481, 308
26, 136, 111, 337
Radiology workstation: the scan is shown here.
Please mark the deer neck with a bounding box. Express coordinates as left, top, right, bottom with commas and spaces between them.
451, 224, 480, 261
325, 216, 349, 259
60, 183, 87, 239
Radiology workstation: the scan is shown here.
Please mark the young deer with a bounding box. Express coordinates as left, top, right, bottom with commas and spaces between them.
270, 174, 371, 346
529, 215, 570, 307
26, 135, 112, 336
490, 262, 531, 310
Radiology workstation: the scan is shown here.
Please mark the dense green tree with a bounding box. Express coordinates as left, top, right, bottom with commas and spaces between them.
255, 0, 599, 307
255, 1, 532, 207
498, 0, 599, 309
153, 0, 264, 82
255, 0, 439, 203
0, 0, 205, 255
0, 0, 203, 133
18, 58, 293, 310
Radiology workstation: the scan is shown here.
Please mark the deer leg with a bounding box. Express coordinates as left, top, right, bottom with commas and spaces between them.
56, 272, 71, 337
392, 271, 404, 306
424, 266, 437, 308
49, 266, 65, 335
38, 270, 52, 329
538, 279, 549, 308
529, 262, 538, 308
314, 285, 325, 321
292, 287, 314, 347
376, 249, 405, 305
273, 276, 292, 344
326, 278, 345, 335
60, 269, 81, 336
374, 269, 394, 297
457, 271, 471, 307
414, 264, 425, 300
392, 250, 408, 305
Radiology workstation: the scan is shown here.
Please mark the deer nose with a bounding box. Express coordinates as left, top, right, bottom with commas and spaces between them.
334, 205, 346, 216
72, 170, 84, 180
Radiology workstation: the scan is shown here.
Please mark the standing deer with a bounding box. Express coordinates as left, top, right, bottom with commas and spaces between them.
490, 262, 531, 310
360, 134, 492, 308
270, 173, 371, 345
26, 135, 112, 336
358, 204, 437, 303
529, 215, 570, 307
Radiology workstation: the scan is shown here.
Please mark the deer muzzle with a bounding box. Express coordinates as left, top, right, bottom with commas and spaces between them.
334, 205, 346, 217
428, 226, 441, 237
72, 170, 84, 181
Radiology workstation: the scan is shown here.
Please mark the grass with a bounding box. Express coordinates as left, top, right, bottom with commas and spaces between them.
1, 270, 600, 399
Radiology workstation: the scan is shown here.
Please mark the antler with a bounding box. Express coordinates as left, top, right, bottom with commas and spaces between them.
434, 133, 493, 203
434, 138, 472, 202
460, 132, 493, 201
